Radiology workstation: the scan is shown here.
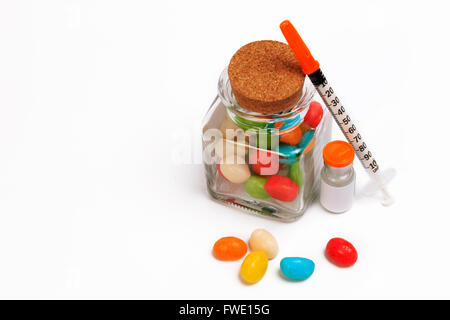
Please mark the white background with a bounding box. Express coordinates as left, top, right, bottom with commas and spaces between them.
0, 0, 449, 299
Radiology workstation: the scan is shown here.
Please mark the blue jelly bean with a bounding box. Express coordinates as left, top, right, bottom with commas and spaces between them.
279, 143, 301, 164
299, 130, 315, 149
270, 115, 301, 132
280, 257, 315, 280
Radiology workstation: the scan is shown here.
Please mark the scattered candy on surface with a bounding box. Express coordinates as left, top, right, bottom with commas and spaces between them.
213, 236, 248, 261
213, 230, 358, 284
304, 101, 324, 129
325, 237, 358, 267
245, 176, 270, 199
280, 257, 315, 280
264, 175, 299, 202
280, 125, 303, 146
218, 155, 251, 184
249, 150, 279, 176
289, 160, 303, 189
240, 250, 268, 284
249, 229, 278, 260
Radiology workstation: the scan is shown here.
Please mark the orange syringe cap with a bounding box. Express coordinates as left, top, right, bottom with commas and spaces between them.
280, 20, 320, 75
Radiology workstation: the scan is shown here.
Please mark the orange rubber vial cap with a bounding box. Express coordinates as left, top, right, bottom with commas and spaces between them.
323, 141, 355, 168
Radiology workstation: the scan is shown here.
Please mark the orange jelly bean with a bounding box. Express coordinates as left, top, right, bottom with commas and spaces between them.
280, 126, 303, 146
213, 237, 248, 261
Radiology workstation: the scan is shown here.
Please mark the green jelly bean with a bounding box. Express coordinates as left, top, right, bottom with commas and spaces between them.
245, 176, 270, 199
234, 115, 267, 130
257, 131, 272, 150
233, 115, 272, 150
289, 160, 303, 189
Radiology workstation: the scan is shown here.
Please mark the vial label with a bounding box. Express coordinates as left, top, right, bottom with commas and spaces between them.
320, 179, 355, 213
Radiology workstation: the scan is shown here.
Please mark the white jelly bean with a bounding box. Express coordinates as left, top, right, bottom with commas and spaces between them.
218, 156, 250, 184
219, 115, 241, 138
215, 139, 248, 159
249, 229, 278, 260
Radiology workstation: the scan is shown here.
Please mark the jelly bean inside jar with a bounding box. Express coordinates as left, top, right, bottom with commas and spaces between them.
299, 130, 315, 150
240, 250, 268, 284
218, 155, 251, 184
279, 125, 303, 146
264, 175, 299, 202
300, 101, 324, 131
249, 150, 279, 176
245, 176, 270, 199
289, 160, 303, 190
278, 143, 302, 165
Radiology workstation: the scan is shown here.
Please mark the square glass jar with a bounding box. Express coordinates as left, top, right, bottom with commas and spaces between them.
202, 69, 331, 221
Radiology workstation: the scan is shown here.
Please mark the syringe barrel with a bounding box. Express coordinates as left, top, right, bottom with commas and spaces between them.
308, 68, 380, 175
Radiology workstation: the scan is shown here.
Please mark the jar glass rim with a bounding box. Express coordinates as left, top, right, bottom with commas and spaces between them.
217, 67, 315, 134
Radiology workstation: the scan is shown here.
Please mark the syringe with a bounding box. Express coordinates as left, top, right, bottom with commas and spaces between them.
280, 20, 395, 206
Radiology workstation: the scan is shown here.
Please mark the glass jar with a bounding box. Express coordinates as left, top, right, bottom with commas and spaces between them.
202, 68, 332, 221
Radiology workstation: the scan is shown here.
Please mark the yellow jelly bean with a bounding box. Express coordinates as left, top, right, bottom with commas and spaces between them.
240, 250, 268, 284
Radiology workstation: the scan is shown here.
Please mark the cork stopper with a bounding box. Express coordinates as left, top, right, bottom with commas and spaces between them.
228, 40, 305, 114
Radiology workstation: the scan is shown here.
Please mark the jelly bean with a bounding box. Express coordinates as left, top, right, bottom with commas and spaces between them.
279, 143, 301, 165
215, 139, 248, 159
303, 136, 315, 155
299, 130, 315, 149
218, 155, 251, 184
218, 116, 250, 157
249, 150, 279, 176
280, 126, 303, 146
256, 131, 273, 150
249, 229, 278, 260
304, 101, 324, 129
240, 250, 268, 284
234, 115, 267, 131
245, 176, 270, 199
289, 160, 303, 189
219, 115, 241, 138
325, 237, 358, 267
232, 116, 273, 149
213, 236, 248, 261
280, 257, 315, 280
264, 175, 299, 202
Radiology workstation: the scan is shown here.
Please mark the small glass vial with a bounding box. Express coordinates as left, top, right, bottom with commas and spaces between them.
320, 141, 356, 213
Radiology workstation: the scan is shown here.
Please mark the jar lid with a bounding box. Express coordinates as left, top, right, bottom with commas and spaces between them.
228, 40, 305, 114
323, 141, 355, 168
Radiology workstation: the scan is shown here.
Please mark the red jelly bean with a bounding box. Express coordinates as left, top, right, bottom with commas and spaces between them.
249, 150, 279, 176
264, 175, 299, 202
325, 237, 358, 267
304, 101, 324, 129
